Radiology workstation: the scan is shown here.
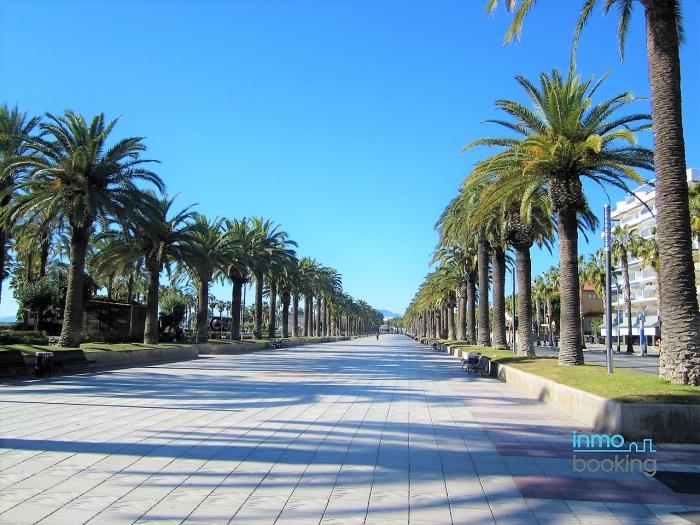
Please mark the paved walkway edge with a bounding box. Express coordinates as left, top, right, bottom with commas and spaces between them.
2, 336, 352, 381
495, 363, 700, 443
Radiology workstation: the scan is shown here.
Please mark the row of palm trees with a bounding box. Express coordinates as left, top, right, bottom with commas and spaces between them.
466, 3, 699, 383
404, 59, 699, 385
0, 108, 383, 347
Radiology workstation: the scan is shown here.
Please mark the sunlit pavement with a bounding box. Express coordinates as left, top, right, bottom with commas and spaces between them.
1, 335, 698, 524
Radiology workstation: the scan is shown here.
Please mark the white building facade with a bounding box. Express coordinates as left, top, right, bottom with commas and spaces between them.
605, 168, 700, 344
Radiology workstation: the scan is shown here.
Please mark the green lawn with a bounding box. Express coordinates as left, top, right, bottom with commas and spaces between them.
460, 345, 700, 405
1, 342, 192, 354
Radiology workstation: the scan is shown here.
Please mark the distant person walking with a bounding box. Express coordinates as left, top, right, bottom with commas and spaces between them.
376, 330, 380, 340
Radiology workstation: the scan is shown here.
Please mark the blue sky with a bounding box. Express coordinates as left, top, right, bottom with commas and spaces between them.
1, 1, 699, 316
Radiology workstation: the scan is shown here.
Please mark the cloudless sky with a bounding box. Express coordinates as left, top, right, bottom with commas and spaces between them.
1, 1, 699, 317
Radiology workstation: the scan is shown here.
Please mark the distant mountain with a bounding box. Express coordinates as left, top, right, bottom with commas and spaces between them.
379, 309, 401, 319
0, 316, 16, 323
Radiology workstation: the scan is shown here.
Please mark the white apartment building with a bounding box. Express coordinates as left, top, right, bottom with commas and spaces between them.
606, 168, 700, 344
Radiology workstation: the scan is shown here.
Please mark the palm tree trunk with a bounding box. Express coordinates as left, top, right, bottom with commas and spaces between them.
492, 246, 508, 349
292, 294, 300, 337
457, 282, 467, 341
58, 222, 91, 347
267, 280, 278, 339
0, 226, 6, 303
315, 297, 322, 337
467, 275, 476, 344
196, 278, 209, 343
304, 295, 311, 336
645, 3, 700, 385
253, 272, 263, 338
281, 291, 290, 338
557, 208, 584, 365
39, 234, 50, 279
231, 278, 243, 340
448, 303, 456, 341
621, 254, 634, 353
516, 248, 535, 356
143, 257, 160, 344
477, 240, 491, 346
535, 299, 542, 344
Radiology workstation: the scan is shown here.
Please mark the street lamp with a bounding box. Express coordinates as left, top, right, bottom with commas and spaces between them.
615, 280, 621, 353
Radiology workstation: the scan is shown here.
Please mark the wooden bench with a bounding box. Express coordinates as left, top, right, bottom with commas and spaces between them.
0, 350, 35, 377
53, 350, 95, 372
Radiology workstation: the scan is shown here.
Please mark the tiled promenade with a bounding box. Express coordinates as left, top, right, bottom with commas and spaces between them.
1, 335, 698, 524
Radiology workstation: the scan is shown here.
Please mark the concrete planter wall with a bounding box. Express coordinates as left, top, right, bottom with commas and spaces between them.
496, 363, 700, 443
85, 346, 199, 367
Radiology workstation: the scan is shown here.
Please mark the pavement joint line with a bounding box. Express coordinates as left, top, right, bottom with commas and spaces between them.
180, 350, 366, 524
74, 400, 297, 525
3, 400, 237, 522
362, 361, 401, 523
300, 374, 387, 524
0, 397, 206, 481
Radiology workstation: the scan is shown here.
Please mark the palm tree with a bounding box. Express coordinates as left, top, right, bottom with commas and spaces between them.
612, 225, 645, 353
180, 215, 228, 343
532, 275, 546, 344
465, 67, 653, 365
297, 257, 321, 337
245, 218, 296, 339
638, 233, 661, 328
266, 249, 297, 339
485, 0, 698, 384
222, 218, 255, 340
467, 177, 556, 356
94, 194, 195, 343
0, 105, 41, 301
582, 249, 609, 343
11, 111, 162, 346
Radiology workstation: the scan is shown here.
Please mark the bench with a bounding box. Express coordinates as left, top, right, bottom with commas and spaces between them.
53, 350, 95, 372
0, 350, 35, 377
461, 352, 481, 370
466, 355, 491, 376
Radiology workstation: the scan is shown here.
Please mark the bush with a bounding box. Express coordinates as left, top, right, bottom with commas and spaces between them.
0, 330, 49, 345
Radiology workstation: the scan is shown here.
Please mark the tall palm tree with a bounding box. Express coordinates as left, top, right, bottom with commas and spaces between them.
0, 105, 41, 301
94, 194, 195, 343
467, 176, 556, 356
297, 257, 321, 337
582, 249, 609, 342
612, 225, 645, 353
245, 218, 296, 339
638, 233, 661, 328
465, 67, 653, 365
180, 215, 228, 343
11, 111, 162, 346
485, 0, 698, 384
266, 250, 297, 339
222, 218, 256, 340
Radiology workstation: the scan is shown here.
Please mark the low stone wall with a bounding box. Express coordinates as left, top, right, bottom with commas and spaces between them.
2, 336, 351, 380
496, 363, 700, 443
84, 346, 200, 368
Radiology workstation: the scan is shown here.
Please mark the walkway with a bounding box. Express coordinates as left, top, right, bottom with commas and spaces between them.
0, 335, 698, 524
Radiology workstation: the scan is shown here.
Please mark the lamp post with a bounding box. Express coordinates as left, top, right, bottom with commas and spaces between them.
604, 204, 614, 374
615, 280, 621, 353
639, 308, 647, 357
